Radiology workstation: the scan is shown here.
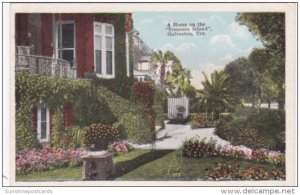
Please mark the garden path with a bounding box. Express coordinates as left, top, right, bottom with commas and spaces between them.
132, 122, 230, 150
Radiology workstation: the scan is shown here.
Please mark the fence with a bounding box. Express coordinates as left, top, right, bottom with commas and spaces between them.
167, 97, 189, 119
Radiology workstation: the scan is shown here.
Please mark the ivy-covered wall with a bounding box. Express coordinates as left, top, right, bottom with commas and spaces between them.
16, 72, 152, 150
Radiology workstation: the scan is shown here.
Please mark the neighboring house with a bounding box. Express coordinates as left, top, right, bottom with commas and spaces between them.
15, 13, 133, 143
132, 29, 154, 83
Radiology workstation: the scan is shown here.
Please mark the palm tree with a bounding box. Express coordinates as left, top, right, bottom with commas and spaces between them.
167, 68, 192, 96
151, 50, 169, 87
193, 70, 240, 120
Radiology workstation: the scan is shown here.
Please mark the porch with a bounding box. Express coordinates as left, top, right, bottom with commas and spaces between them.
15, 54, 77, 79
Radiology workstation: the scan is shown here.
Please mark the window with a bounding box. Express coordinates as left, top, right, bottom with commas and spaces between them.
37, 102, 50, 142
56, 21, 76, 67
94, 22, 115, 78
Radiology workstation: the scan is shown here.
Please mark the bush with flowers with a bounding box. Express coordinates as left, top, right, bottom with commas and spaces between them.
182, 137, 220, 158
108, 141, 134, 155
82, 123, 119, 150
207, 162, 285, 180
16, 147, 88, 175
182, 137, 285, 166
191, 113, 216, 128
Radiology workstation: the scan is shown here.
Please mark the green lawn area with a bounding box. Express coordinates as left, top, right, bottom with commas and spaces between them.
117, 150, 282, 180
16, 149, 281, 181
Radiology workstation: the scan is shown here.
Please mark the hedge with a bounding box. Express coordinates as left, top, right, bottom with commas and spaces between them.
16, 72, 152, 150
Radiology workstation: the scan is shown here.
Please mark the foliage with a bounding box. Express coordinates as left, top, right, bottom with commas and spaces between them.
91, 76, 134, 100
215, 116, 282, 151
108, 141, 134, 155
207, 162, 285, 180
151, 50, 171, 87
236, 13, 285, 59
65, 126, 84, 148
16, 147, 87, 175
132, 82, 156, 142
192, 70, 241, 120
153, 87, 167, 127
16, 72, 154, 149
215, 108, 285, 152
82, 123, 119, 150
245, 108, 285, 134
236, 13, 285, 109
176, 105, 186, 112
182, 137, 285, 166
51, 111, 69, 148
191, 113, 216, 128
224, 57, 256, 102
96, 85, 153, 144
16, 123, 41, 150
182, 137, 220, 158
167, 118, 190, 125
166, 68, 193, 97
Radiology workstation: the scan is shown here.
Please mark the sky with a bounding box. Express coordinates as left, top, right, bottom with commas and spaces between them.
132, 12, 263, 89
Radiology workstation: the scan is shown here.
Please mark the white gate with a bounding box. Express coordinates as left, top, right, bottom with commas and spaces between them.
167, 97, 189, 119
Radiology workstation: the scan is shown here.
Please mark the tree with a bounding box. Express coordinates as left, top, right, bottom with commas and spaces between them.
193, 70, 241, 120
261, 71, 279, 108
224, 57, 254, 102
236, 13, 285, 109
166, 68, 193, 96
248, 48, 271, 107
151, 50, 169, 87
225, 49, 281, 108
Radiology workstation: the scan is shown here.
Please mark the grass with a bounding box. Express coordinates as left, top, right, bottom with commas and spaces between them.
16, 149, 282, 181
117, 150, 282, 180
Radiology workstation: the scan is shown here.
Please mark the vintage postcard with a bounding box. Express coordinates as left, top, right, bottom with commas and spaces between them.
3, 2, 297, 187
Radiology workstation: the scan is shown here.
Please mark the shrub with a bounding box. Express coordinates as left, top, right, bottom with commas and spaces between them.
182, 137, 220, 158
191, 113, 216, 128
182, 137, 285, 166
168, 118, 190, 124
91, 76, 134, 100
215, 114, 284, 151
82, 123, 119, 150
96, 87, 153, 144
207, 162, 285, 180
220, 144, 250, 160
65, 126, 84, 148
132, 82, 156, 142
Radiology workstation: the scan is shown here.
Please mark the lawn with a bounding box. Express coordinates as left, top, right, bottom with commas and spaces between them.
16, 149, 282, 181
117, 150, 282, 180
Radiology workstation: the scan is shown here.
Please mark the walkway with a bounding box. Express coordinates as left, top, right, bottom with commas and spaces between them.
132, 122, 230, 150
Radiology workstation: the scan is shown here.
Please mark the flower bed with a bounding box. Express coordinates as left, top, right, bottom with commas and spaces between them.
207, 162, 285, 180
182, 137, 285, 166
191, 113, 216, 128
16, 147, 88, 175
108, 141, 134, 155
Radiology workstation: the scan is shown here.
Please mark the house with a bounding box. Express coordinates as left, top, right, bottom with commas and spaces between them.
15, 13, 133, 143
131, 29, 155, 83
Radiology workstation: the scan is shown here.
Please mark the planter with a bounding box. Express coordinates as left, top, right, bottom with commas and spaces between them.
177, 112, 184, 119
